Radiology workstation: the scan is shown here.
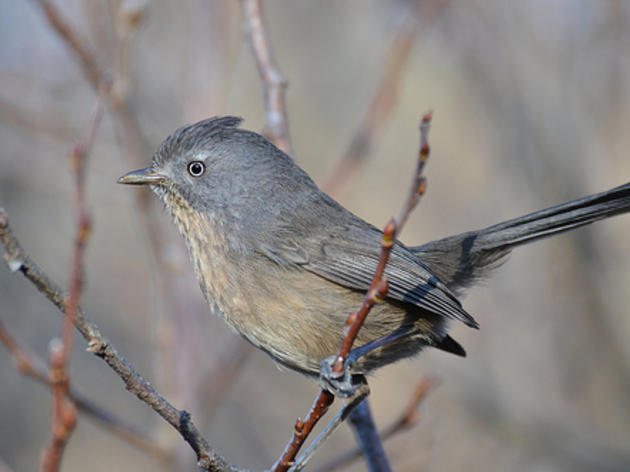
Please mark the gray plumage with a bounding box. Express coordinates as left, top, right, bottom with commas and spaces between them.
119, 116, 630, 377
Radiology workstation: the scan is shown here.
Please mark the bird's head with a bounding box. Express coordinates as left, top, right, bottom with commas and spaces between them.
118, 116, 318, 248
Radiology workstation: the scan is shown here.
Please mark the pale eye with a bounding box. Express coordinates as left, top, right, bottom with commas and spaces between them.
187, 161, 205, 177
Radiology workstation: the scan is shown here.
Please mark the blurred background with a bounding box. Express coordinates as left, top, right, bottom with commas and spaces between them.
1, 1, 630, 471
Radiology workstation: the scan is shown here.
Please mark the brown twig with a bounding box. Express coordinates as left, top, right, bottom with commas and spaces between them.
40, 340, 77, 472
240, 0, 293, 156
322, 0, 448, 200
0, 211, 243, 472
335, 111, 432, 374
39, 92, 104, 472
273, 390, 336, 471
35, 0, 111, 90
272, 112, 434, 470
0, 314, 169, 459
34, 0, 250, 455
316, 376, 440, 472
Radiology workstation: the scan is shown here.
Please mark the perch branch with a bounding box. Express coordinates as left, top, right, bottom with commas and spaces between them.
0, 211, 243, 472
273, 112, 433, 470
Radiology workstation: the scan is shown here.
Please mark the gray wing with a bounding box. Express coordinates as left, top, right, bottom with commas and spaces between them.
259, 220, 479, 329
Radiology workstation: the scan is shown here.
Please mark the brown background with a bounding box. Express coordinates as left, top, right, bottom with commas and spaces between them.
1, 1, 630, 471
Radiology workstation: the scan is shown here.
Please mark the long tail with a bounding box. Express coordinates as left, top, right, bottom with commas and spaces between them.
412, 182, 630, 295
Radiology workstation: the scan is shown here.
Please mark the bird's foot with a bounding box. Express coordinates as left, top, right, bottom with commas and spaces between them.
318, 355, 363, 398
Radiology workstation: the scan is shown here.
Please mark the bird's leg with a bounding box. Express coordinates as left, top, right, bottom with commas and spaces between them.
288, 380, 370, 472
318, 325, 414, 397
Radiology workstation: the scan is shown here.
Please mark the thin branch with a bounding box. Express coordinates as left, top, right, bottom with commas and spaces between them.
240, 0, 293, 156
347, 400, 391, 472
334, 111, 433, 373
322, 0, 448, 200
35, 0, 111, 90
40, 96, 104, 472
0, 211, 243, 472
316, 377, 440, 472
34, 0, 249, 450
0, 315, 169, 460
272, 112, 434, 470
40, 339, 77, 472
272, 390, 336, 471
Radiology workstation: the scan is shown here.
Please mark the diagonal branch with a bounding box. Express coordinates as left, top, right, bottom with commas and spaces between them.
0, 211, 244, 472
240, 0, 293, 156
272, 112, 434, 470
0, 316, 168, 459
33, 0, 251, 458
334, 111, 432, 373
35, 0, 111, 90
40, 93, 104, 472
322, 0, 448, 200
316, 376, 440, 472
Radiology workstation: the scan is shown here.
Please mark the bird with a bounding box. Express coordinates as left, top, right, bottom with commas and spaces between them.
118, 116, 630, 385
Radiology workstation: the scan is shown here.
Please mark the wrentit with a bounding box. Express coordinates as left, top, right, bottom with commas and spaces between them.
118, 116, 630, 383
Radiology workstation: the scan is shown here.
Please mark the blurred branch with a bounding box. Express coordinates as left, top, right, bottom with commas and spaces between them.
0, 457, 14, 472
33, 2, 250, 460
347, 400, 391, 472
0, 314, 169, 459
322, 0, 448, 200
316, 376, 439, 472
0, 211, 243, 472
40, 340, 77, 472
0, 95, 76, 142
273, 112, 434, 471
240, 0, 293, 156
40, 94, 104, 472
35, 0, 111, 89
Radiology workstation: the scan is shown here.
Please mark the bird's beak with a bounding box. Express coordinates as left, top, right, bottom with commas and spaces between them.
117, 167, 166, 186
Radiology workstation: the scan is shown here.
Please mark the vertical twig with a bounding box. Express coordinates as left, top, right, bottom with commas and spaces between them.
333, 111, 432, 373
322, 0, 448, 200
240, 0, 293, 156
33, 1, 250, 455
35, 0, 111, 89
0, 208, 242, 471
40, 94, 104, 472
272, 112, 434, 471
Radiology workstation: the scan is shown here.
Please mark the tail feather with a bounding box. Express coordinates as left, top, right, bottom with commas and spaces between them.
413, 182, 630, 295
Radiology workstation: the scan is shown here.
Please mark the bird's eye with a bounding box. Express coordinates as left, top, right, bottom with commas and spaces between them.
187, 161, 205, 177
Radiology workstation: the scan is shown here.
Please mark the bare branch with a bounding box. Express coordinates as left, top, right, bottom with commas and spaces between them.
40, 340, 77, 472
0, 211, 243, 472
322, 0, 448, 200
240, 0, 292, 155
272, 390, 335, 471
34, 0, 111, 90
273, 113, 434, 469
316, 376, 440, 472
40, 95, 104, 472
33, 0, 249, 450
0, 314, 169, 460
334, 111, 433, 373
